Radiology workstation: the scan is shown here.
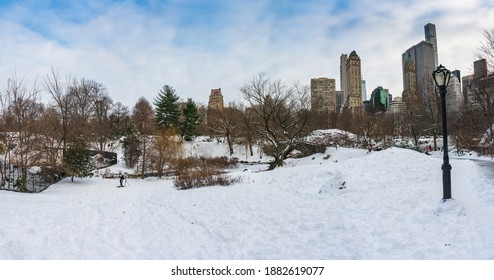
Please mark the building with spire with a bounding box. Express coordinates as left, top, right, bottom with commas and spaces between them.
402, 51, 418, 104
340, 50, 363, 112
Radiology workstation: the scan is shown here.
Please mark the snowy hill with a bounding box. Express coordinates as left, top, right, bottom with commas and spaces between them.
1, 141, 494, 259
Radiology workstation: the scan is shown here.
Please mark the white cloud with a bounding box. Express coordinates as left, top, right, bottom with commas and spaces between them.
0, 0, 493, 108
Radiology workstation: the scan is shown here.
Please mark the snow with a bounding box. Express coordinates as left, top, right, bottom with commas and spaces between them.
1, 141, 494, 260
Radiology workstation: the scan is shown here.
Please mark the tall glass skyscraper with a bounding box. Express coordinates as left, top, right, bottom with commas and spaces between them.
424, 23, 438, 68
402, 23, 437, 101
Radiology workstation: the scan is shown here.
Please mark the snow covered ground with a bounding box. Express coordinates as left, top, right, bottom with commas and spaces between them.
1, 141, 494, 260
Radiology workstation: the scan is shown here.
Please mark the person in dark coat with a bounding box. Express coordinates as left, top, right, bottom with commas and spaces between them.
119, 175, 125, 187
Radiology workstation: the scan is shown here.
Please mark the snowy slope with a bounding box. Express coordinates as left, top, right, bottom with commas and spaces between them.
1, 145, 493, 259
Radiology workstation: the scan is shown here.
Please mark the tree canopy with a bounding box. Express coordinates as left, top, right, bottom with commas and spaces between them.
63, 135, 93, 182
154, 85, 181, 130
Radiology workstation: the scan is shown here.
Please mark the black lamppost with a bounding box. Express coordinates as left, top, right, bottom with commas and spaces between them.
432, 65, 452, 200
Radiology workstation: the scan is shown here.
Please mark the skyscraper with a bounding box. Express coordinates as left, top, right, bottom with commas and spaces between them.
361, 80, 367, 101
340, 54, 348, 101
208, 88, 224, 110
402, 24, 436, 101
446, 75, 462, 112
424, 23, 438, 68
345, 50, 363, 111
370, 86, 391, 112
402, 51, 418, 103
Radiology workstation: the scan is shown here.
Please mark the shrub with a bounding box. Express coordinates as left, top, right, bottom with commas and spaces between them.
173, 156, 241, 190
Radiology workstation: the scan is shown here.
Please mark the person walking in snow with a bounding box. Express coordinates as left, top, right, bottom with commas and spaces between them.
119, 175, 125, 187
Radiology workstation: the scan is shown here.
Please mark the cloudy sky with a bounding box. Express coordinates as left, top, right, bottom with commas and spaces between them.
1, 0, 493, 108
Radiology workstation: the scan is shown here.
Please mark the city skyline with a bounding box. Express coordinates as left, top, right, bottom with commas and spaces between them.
1, 0, 493, 108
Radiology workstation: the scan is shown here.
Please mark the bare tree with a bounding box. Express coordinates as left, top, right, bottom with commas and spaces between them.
37, 106, 64, 167
241, 73, 312, 169
132, 97, 156, 178
109, 102, 131, 138
207, 102, 244, 155
403, 90, 427, 150
420, 75, 441, 150
44, 69, 74, 158
68, 78, 107, 140
91, 93, 113, 152
0, 75, 41, 190
150, 129, 183, 178
477, 27, 494, 73
457, 27, 494, 153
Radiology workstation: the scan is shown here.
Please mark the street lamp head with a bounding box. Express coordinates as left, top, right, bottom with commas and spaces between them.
432, 64, 451, 88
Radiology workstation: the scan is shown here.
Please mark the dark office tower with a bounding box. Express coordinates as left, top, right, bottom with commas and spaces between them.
451, 70, 461, 89
451, 70, 461, 82
425, 23, 438, 68
402, 41, 435, 99
474, 59, 488, 79
402, 23, 438, 102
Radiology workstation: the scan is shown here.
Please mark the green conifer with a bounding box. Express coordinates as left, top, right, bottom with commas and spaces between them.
64, 135, 93, 182
180, 98, 202, 141
154, 85, 181, 129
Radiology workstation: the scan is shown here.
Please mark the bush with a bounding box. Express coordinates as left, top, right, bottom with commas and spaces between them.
173, 156, 241, 190
291, 142, 326, 158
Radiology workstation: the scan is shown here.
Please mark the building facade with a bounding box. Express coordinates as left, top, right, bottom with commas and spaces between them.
462, 58, 494, 107
402, 52, 418, 104
388, 96, 406, 114
310, 77, 337, 113
446, 75, 462, 112
335, 90, 344, 113
370, 86, 392, 112
402, 23, 437, 103
344, 50, 363, 111
362, 80, 367, 101
208, 88, 224, 110
340, 54, 348, 102
424, 23, 438, 68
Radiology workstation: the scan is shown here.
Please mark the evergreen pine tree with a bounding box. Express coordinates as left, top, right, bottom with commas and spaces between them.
64, 135, 93, 182
180, 98, 202, 141
154, 85, 181, 130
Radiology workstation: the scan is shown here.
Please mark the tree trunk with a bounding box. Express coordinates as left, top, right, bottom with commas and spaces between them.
226, 135, 234, 155
141, 137, 146, 179
433, 129, 438, 151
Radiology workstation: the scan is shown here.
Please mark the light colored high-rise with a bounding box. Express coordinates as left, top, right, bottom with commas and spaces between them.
340, 54, 348, 101
310, 77, 337, 113
446, 75, 462, 112
345, 50, 363, 111
208, 88, 224, 110
388, 96, 406, 114
402, 51, 418, 103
